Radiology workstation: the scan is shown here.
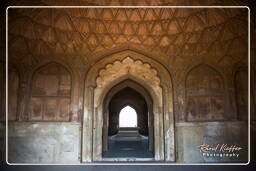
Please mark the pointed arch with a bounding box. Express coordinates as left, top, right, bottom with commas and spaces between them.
29, 62, 71, 121
82, 50, 174, 162
185, 64, 226, 121
119, 105, 138, 128
102, 79, 154, 152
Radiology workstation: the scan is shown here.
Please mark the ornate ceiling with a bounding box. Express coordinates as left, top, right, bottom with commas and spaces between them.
5, 0, 251, 70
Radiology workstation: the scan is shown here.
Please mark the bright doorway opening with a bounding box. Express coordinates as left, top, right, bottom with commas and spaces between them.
119, 105, 137, 127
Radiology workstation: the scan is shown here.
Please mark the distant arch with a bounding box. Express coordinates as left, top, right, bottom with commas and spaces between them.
119, 105, 138, 128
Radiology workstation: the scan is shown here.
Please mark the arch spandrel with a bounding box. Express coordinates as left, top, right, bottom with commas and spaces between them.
84, 50, 172, 87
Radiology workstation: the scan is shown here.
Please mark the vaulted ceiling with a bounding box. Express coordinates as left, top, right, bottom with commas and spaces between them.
5, 0, 252, 71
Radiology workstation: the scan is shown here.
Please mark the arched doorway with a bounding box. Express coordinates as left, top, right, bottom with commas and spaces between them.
102, 83, 154, 158
82, 51, 174, 162
101, 79, 155, 155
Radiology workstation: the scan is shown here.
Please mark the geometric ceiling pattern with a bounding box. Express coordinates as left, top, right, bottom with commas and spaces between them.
6, 0, 250, 69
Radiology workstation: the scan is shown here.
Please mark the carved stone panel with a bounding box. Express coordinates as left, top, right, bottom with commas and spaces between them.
235, 69, 248, 120
186, 65, 225, 121
29, 63, 71, 121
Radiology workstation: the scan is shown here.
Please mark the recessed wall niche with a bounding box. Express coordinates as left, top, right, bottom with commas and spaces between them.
29, 62, 71, 121
186, 64, 225, 121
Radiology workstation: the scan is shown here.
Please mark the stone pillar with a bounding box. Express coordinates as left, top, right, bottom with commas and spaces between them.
163, 85, 175, 162
81, 86, 94, 162
93, 106, 103, 161
148, 107, 154, 152
70, 70, 82, 122
102, 109, 109, 152
154, 105, 164, 161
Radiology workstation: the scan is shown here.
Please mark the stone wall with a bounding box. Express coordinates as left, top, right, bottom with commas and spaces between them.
8, 122, 80, 164
6, 121, 249, 163
176, 121, 248, 163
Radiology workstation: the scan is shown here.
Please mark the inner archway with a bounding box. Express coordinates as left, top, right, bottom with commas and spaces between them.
102, 84, 154, 158
119, 106, 138, 128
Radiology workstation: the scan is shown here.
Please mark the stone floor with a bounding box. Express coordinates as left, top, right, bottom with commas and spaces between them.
102, 135, 154, 158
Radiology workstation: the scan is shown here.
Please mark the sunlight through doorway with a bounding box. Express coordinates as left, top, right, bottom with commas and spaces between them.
119, 106, 137, 127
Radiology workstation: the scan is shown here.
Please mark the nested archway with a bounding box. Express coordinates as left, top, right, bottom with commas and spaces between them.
102, 79, 154, 153
82, 50, 174, 162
